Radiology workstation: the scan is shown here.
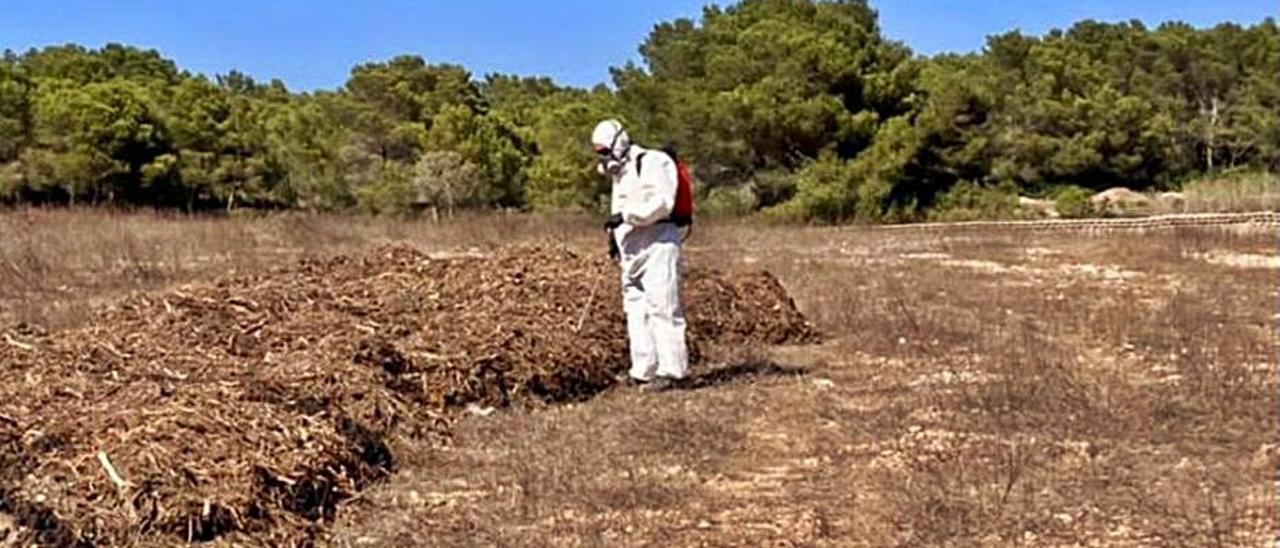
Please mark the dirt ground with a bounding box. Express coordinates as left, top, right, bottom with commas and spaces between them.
328, 224, 1278, 547
1, 210, 1276, 546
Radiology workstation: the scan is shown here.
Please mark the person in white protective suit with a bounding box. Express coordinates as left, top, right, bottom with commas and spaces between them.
592, 119, 689, 391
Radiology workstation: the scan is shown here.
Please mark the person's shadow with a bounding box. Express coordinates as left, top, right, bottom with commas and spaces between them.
682, 358, 806, 391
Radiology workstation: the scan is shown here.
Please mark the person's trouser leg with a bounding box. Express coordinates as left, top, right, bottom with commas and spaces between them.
623, 258, 658, 381
643, 241, 688, 379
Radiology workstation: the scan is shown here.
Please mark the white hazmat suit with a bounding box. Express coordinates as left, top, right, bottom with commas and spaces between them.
592, 120, 689, 382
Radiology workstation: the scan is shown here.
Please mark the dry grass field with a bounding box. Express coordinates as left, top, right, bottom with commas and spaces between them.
1, 208, 1276, 546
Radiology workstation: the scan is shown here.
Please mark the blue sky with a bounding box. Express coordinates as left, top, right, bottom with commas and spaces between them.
0, 1, 1272, 91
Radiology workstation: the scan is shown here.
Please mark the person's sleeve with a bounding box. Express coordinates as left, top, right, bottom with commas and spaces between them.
622, 153, 677, 227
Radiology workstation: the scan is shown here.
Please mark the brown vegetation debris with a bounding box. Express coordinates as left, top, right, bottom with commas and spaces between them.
0, 244, 815, 546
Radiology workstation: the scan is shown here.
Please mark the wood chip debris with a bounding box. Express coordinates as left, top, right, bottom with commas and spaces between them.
0, 244, 815, 545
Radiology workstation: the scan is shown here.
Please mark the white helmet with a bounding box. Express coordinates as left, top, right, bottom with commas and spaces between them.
591, 119, 630, 174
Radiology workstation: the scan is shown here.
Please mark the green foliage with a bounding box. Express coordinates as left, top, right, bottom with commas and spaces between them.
615, 0, 912, 188
265, 94, 353, 210
353, 160, 414, 215
766, 154, 858, 222
928, 181, 1019, 221
0, 63, 31, 163
412, 150, 481, 213
1053, 185, 1097, 218
424, 104, 530, 207
748, 168, 798, 208
25, 78, 166, 204
702, 185, 757, 217
517, 87, 619, 212
0, 10, 1275, 221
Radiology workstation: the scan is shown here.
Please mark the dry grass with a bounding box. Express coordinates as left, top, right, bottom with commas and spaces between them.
1180, 172, 1280, 213
2, 209, 1276, 546
0, 208, 595, 328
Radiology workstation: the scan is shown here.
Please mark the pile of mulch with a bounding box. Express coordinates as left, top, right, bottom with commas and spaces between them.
0, 244, 815, 546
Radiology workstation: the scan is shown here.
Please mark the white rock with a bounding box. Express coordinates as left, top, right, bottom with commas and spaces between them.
465, 403, 495, 417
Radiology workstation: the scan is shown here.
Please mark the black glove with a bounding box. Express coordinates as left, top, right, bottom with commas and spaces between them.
603, 213, 624, 231
607, 231, 621, 262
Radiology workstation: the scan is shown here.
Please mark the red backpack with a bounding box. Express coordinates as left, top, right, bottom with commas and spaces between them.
636, 146, 694, 227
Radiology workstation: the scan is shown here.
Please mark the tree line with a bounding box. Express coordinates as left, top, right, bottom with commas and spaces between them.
0, 0, 1275, 221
